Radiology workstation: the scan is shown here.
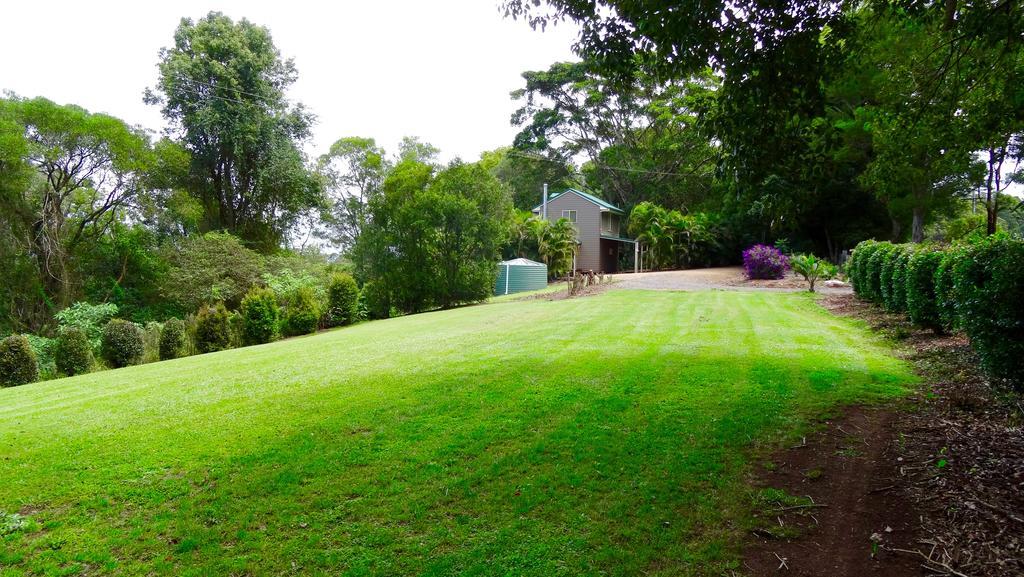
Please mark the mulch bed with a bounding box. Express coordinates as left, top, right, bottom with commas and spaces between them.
745, 294, 1023, 576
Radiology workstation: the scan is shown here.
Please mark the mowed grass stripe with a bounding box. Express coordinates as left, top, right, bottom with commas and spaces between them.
0, 290, 914, 576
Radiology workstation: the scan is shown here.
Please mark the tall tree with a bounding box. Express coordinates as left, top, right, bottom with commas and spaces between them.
146, 12, 322, 252
0, 96, 154, 323
511, 60, 718, 211
353, 158, 513, 313
318, 136, 389, 252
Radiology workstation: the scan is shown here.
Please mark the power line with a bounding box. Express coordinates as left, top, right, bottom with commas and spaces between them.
505, 150, 706, 179
167, 71, 281, 103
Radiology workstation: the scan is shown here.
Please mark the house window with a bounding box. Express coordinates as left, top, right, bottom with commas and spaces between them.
562, 209, 577, 223
602, 212, 612, 232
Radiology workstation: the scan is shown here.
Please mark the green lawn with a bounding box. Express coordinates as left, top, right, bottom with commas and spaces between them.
0, 290, 913, 576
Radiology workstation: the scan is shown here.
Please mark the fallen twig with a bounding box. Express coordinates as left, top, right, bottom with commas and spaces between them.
886, 547, 972, 577
774, 552, 789, 570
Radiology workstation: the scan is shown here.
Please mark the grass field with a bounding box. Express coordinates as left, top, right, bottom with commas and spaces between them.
0, 290, 914, 576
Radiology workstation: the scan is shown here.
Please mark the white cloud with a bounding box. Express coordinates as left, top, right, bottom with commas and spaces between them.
0, 0, 579, 161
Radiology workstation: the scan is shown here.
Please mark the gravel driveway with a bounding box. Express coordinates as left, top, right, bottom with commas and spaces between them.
611, 266, 852, 294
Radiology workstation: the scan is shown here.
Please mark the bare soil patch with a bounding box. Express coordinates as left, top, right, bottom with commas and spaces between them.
744, 407, 923, 577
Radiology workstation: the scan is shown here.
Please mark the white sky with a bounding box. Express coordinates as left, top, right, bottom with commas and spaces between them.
0, 1, 579, 162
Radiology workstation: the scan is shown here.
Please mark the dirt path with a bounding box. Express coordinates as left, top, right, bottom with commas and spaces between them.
744, 407, 922, 577
611, 267, 852, 294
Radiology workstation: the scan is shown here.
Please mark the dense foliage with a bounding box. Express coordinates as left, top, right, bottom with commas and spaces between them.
327, 273, 359, 327
904, 249, 944, 332
195, 303, 232, 354
159, 318, 187, 360
55, 327, 93, 376
949, 235, 1024, 385
851, 236, 1024, 389
353, 159, 513, 314
0, 335, 38, 387
742, 245, 789, 280
145, 12, 322, 252
101, 320, 144, 368
240, 287, 280, 345
283, 287, 320, 337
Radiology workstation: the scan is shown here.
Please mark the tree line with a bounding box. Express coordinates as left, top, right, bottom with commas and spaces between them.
4, 3, 1024, 343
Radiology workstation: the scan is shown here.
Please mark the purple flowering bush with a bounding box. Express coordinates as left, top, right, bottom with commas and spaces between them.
743, 244, 790, 280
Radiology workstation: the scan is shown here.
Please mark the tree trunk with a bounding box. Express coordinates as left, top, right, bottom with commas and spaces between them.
985, 147, 1002, 235
944, 0, 957, 30
890, 217, 902, 242
911, 206, 925, 243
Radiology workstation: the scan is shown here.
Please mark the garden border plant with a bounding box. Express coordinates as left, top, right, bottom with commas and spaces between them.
851, 235, 1024, 390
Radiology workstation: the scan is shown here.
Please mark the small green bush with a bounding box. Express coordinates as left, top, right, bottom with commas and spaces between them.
55, 327, 93, 376
905, 248, 944, 332
865, 242, 895, 304
362, 280, 390, 320
327, 273, 359, 327
0, 335, 39, 387
159, 318, 187, 360
195, 303, 232, 354
101, 320, 144, 368
790, 254, 837, 292
950, 234, 1024, 388
240, 287, 280, 345
284, 287, 321, 336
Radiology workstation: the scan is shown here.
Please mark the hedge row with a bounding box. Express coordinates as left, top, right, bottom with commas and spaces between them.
3, 272, 370, 388
848, 235, 1024, 389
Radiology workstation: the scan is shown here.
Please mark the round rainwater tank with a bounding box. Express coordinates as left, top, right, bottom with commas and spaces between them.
494, 258, 548, 295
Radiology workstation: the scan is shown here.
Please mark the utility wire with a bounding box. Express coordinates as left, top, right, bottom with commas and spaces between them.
505, 149, 706, 179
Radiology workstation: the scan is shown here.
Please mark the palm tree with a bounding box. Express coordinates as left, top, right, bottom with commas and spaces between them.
541, 218, 578, 276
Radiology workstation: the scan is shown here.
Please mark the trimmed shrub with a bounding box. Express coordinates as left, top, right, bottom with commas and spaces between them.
850, 240, 880, 299
0, 335, 39, 387
865, 242, 895, 303
101, 319, 144, 368
881, 245, 911, 312
934, 249, 960, 331
240, 287, 280, 345
790, 254, 837, 292
54, 327, 93, 376
889, 247, 913, 313
284, 287, 320, 336
905, 248, 945, 332
742, 244, 789, 280
327, 273, 359, 327
159, 318, 187, 360
949, 235, 1024, 388
195, 303, 232, 353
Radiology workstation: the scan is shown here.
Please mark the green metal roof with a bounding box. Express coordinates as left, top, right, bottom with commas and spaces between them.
532, 188, 625, 215
600, 233, 637, 244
